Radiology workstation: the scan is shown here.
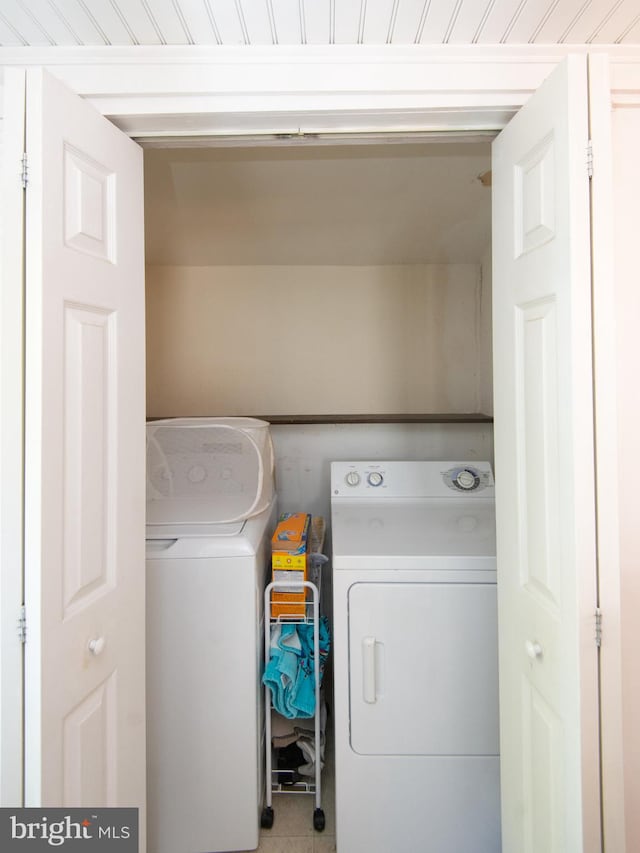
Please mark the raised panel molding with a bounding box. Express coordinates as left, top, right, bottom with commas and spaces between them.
64, 143, 115, 262
514, 133, 556, 258
63, 303, 116, 618
521, 676, 563, 853
63, 672, 117, 806
515, 297, 561, 614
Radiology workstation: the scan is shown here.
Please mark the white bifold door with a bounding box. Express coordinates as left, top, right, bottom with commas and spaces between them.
492, 55, 600, 853
18, 67, 146, 829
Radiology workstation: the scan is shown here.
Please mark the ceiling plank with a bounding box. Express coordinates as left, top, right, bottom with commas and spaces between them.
446, 0, 495, 43
176, 0, 222, 45
109, 0, 163, 44
361, 0, 396, 43
474, 0, 527, 43
141, 0, 192, 44
0, 12, 26, 46
502, 0, 561, 44
3, 0, 67, 46
238, 0, 273, 45
75, 0, 137, 46
333, 0, 364, 43
303, 0, 332, 44
207, 0, 249, 44
418, 0, 466, 44
42, 0, 107, 45
271, 0, 305, 44
0, 0, 639, 49
563, 0, 636, 44
31, 0, 83, 45
617, 12, 640, 43
533, 0, 594, 43
389, 0, 426, 43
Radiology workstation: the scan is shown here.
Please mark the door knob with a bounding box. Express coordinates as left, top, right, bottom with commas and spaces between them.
525, 640, 543, 660
88, 636, 106, 656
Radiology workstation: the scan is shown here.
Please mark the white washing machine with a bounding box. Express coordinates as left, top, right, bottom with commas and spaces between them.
145, 418, 276, 853
331, 460, 500, 853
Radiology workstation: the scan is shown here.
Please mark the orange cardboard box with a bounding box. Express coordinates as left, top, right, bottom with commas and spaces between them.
271, 512, 310, 552
271, 513, 311, 617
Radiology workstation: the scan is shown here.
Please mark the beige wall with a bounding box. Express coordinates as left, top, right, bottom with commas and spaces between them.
480, 247, 493, 416
146, 263, 487, 418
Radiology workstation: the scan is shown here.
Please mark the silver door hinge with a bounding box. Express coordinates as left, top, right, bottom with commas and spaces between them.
18, 606, 26, 644
587, 141, 593, 179
595, 607, 602, 648
20, 153, 28, 189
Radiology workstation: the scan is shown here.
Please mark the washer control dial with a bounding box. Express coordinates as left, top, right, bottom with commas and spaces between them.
345, 471, 361, 487
367, 471, 384, 488
455, 469, 478, 491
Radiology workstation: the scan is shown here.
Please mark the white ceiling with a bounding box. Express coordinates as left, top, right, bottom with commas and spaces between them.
144, 141, 492, 266
9, 2, 630, 267
0, 0, 638, 47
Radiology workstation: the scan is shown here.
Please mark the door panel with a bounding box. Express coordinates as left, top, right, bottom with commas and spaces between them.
63, 304, 116, 615
492, 55, 600, 853
348, 582, 499, 756
62, 674, 117, 805
23, 69, 146, 827
516, 297, 561, 610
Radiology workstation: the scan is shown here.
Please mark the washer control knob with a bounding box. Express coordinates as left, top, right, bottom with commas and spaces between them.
345, 471, 361, 487
455, 469, 478, 490
367, 472, 384, 487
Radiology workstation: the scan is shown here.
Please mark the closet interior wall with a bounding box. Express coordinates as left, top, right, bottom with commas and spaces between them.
143, 141, 495, 522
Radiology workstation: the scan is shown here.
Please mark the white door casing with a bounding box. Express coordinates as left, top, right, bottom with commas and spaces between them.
0, 47, 615, 850
492, 55, 600, 853
22, 67, 146, 827
587, 52, 626, 853
0, 67, 26, 808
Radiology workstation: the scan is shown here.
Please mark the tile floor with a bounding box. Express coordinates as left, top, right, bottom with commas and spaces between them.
244, 730, 336, 853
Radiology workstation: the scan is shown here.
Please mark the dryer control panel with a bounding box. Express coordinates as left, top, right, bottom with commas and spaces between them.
332, 461, 494, 499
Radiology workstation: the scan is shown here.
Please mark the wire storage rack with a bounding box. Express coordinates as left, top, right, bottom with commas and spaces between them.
261, 538, 329, 833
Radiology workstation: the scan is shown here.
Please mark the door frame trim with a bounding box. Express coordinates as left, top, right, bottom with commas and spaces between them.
1, 41, 636, 848
0, 45, 638, 139
0, 66, 26, 808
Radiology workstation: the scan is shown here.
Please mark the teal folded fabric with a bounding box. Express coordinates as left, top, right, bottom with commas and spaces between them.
263, 617, 330, 719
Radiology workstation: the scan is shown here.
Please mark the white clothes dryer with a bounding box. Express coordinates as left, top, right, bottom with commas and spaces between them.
331, 460, 500, 853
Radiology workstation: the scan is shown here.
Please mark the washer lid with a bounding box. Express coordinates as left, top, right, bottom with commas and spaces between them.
145, 520, 245, 539
331, 498, 496, 561
145, 498, 276, 559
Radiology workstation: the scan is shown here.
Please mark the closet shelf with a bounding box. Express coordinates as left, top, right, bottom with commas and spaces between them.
258, 413, 494, 425
147, 414, 493, 425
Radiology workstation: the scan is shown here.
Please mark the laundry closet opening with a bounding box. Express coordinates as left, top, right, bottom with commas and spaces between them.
141, 138, 498, 848
143, 140, 495, 520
